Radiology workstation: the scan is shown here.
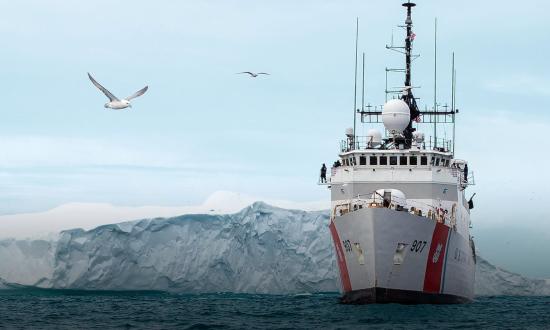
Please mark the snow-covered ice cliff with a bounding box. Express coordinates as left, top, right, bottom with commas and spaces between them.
0, 202, 548, 296
474, 255, 550, 296
0, 203, 335, 293
0, 278, 10, 289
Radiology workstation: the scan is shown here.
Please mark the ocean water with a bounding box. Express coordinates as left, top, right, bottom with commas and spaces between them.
0, 290, 548, 329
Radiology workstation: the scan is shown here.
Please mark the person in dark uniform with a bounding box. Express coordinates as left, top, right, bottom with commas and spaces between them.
320, 163, 327, 183
463, 163, 469, 183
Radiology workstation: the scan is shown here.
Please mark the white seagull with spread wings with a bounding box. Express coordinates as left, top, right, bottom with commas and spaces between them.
237, 71, 270, 78
88, 72, 148, 109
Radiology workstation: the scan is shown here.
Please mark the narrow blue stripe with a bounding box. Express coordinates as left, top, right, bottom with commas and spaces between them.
440, 228, 452, 293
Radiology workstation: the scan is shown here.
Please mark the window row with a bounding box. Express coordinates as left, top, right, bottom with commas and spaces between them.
341, 155, 451, 167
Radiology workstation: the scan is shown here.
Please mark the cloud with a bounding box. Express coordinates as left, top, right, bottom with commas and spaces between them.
0, 135, 255, 173
0, 136, 175, 168
0, 191, 328, 240
456, 111, 550, 228
482, 73, 550, 97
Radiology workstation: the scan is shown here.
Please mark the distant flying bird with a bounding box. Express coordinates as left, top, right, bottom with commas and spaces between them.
237, 71, 270, 78
87, 72, 148, 109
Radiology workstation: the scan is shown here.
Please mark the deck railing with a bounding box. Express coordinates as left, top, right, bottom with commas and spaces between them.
332, 191, 459, 229
340, 136, 453, 153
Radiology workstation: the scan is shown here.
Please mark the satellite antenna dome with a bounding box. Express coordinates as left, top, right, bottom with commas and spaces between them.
345, 127, 354, 137
413, 131, 425, 143
366, 129, 382, 148
372, 189, 407, 208
382, 99, 410, 134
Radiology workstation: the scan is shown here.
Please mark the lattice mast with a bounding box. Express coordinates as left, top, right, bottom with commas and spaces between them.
402, 1, 421, 145
356, 1, 457, 152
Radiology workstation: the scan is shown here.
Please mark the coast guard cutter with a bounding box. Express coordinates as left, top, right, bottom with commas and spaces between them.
325, 2, 476, 304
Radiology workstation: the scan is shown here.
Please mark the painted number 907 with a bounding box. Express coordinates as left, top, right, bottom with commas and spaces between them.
410, 240, 427, 253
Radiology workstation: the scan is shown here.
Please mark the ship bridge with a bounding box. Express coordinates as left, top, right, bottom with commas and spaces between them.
329, 146, 472, 195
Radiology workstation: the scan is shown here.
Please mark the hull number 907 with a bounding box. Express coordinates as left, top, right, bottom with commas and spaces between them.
410, 240, 427, 253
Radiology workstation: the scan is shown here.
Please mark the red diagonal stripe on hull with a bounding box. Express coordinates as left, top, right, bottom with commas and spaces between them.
423, 222, 450, 293
329, 221, 352, 292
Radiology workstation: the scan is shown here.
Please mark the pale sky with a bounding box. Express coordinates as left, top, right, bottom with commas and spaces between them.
1, 1, 549, 276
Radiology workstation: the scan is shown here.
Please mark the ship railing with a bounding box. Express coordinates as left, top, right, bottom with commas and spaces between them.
457, 170, 475, 190
464, 171, 475, 186
340, 136, 453, 153
332, 191, 458, 229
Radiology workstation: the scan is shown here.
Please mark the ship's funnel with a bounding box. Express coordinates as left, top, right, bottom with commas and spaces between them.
382, 99, 410, 134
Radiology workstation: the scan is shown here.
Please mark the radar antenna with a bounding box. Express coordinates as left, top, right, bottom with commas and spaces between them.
357, 2, 457, 152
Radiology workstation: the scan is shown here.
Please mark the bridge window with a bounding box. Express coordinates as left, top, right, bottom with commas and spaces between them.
410, 156, 418, 165
420, 156, 428, 165
435, 158, 440, 166
390, 156, 397, 166
369, 156, 377, 165
359, 156, 366, 165
380, 156, 388, 165
399, 156, 407, 165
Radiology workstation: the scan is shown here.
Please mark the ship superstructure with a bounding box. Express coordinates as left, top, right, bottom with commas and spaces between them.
326, 2, 476, 304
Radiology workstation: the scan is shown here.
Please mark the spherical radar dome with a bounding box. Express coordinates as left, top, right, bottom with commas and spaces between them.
413, 131, 425, 144
366, 129, 382, 147
382, 99, 410, 133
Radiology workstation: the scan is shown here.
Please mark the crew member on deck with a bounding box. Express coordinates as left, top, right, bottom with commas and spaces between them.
464, 163, 469, 183
320, 163, 327, 183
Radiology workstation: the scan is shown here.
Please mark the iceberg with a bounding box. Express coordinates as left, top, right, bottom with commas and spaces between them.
0, 202, 336, 293
0, 202, 548, 296
474, 255, 550, 296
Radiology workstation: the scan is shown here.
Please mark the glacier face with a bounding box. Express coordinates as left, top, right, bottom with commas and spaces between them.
0, 238, 56, 287
0, 202, 548, 296
0, 203, 337, 293
474, 256, 550, 296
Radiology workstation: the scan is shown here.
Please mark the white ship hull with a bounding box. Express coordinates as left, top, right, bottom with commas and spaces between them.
330, 207, 475, 304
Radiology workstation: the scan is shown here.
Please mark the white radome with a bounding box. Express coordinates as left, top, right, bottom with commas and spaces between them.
372, 189, 407, 207
413, 131, 425, 144
382, 99, 410, 133
366, 129, 382, 147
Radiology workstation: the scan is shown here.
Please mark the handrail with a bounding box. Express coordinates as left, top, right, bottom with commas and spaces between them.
340, 136, 453, 153
332, 190, 459, 229
457, 170, 475, 187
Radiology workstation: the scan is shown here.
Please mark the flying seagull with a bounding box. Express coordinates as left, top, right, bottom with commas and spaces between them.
237, 71, 270, 78
87, 72, 148, 109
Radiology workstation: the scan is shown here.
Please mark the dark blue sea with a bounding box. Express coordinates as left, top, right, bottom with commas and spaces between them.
0, 290, 548, 329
